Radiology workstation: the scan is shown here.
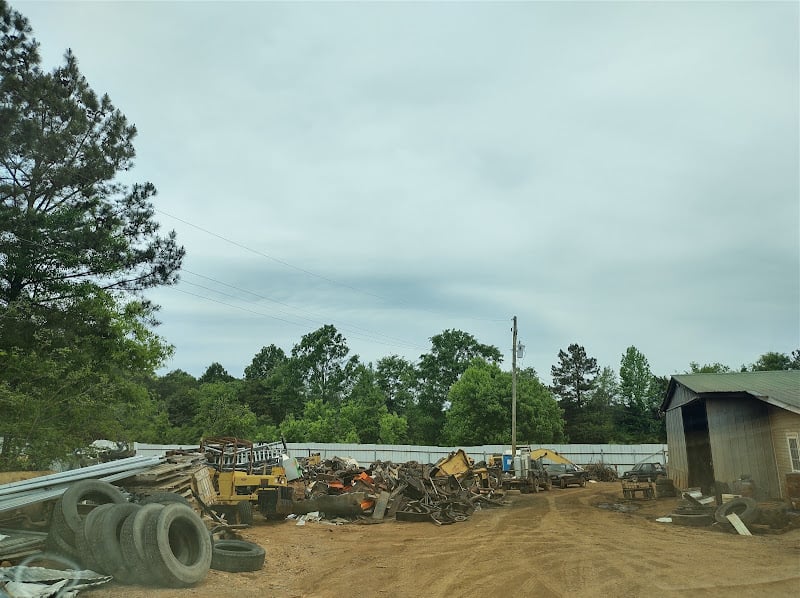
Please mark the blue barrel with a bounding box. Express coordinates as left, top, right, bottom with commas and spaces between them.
502, 455, 514, 472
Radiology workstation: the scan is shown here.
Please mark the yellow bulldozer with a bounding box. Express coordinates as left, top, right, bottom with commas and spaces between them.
200, 437, 298, 524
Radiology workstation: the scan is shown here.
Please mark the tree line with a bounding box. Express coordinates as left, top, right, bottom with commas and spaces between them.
1, 2, 797, 469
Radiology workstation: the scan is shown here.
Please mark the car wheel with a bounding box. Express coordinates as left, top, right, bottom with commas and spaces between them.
580, 477, 586, 488
560, 478, 567, 489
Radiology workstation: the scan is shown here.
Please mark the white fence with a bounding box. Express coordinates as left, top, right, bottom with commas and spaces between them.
134, 442, 667, 473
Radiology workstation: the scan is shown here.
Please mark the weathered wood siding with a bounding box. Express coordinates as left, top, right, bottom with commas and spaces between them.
768, 406, 800, 498
706, 397, 780, 498
665, 406, 689, 489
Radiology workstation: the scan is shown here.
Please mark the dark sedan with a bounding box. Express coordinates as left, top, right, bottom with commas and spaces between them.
544, 463, 588, 488
621, 462, 666, 482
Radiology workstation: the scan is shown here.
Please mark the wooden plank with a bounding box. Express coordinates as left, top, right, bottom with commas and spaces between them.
371, 491, 391, 520
726, 512, 752, 536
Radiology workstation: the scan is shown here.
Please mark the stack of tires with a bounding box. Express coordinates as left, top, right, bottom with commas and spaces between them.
46, 480, 212, 587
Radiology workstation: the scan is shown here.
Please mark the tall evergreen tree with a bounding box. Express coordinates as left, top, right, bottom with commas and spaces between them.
0, 2, 182, 466
550, 343, 599, 442
0, 2, 183, 307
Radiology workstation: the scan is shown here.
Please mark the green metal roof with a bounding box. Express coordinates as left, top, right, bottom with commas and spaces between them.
662, 370, 800, 413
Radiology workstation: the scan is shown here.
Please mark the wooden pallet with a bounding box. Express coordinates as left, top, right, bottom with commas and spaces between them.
123, 454, 206, 500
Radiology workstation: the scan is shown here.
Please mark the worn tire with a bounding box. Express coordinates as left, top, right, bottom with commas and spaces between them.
714, 497, 759, 525
46, 505, 83, 567
237, 500, 254, 525
90, 503, 141, 584
560, 478, 567, 489
75, 503, 117, 572
60, 480, 126, 541
139, 492, 193, 508
142, 503, 212, 588
120, 503, 167, 586
211, 540, 265, 573
49, 498, 79, 547
579, 477, 587, 488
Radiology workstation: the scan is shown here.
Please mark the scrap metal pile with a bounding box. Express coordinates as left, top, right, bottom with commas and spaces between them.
294, 450, 508, 525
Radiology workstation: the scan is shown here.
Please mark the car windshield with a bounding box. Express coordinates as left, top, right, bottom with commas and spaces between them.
545, 464, 566, 472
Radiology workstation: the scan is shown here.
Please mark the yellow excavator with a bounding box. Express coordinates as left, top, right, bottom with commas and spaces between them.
527, 448, 575, 465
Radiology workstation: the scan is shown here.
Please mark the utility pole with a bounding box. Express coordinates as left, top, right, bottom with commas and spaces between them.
511, 315, 518, 461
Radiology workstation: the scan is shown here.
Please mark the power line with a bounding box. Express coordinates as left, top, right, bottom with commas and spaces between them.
170, 286, 426, 352
155, 208, 508, 324
180, 269, 426, 349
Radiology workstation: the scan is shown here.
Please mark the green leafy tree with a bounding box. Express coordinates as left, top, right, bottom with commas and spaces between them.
550, 343, 599, 442
244, 345, 287, 380
515, 367, 566, 444
339, 363, 409, 443
148, 369, 199, 428
617, 347, 663, 442
584, 366, 619, 443
340, 365, 385, 443
648, 375, 668, 442
442, 360, 564, 446
291, 325, 359, 404
199, 362, 235, 384
411, 329, 502, 445
619, 346, 652, 407
192, 381, 256, 439
240, 344, 302, 424
378, 411, 409, 444
375, 355, 416, 414
687, 361, 731, 373
279, 399, 358, 443
0, 293, 171, 467
750, 351, 794, 371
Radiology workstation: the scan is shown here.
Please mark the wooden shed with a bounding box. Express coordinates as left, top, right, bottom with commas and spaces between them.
660, 370, 800, 499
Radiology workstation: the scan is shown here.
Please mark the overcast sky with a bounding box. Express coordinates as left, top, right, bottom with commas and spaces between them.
16, 0, 800, 381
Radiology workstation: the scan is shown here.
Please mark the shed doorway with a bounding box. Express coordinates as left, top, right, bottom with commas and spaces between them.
682, 401, 715, 492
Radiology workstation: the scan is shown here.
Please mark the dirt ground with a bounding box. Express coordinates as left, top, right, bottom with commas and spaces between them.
83, 482, 800, 598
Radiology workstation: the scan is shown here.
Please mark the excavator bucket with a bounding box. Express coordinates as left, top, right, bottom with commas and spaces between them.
431, 449, 472, 479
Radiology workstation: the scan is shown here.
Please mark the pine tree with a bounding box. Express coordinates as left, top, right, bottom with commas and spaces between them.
550, 343, 599, 442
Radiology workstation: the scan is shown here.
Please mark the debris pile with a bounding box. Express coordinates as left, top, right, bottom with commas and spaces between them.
664, 488, 798, 535
124, 452, 206, 501
296, 450, 508, 525
0, 447, 510, 593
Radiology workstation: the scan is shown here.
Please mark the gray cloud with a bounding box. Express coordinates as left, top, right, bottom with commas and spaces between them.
16, 0, 799, 380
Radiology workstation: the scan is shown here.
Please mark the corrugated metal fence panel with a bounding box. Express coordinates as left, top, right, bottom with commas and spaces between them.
130, 442, 667, 471
283, 443, 667, 471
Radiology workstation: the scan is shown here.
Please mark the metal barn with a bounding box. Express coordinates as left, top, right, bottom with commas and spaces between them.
660, 371, 800, 499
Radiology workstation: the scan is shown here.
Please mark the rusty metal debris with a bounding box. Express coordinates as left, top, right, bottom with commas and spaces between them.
295, 450, 508, 525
